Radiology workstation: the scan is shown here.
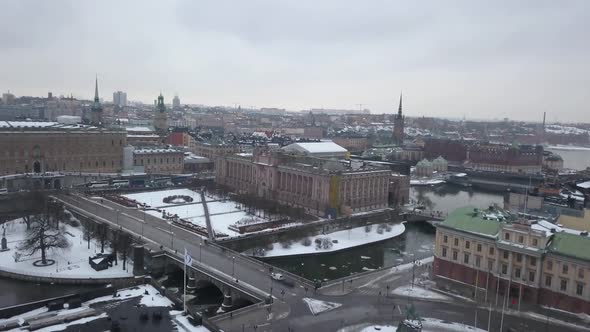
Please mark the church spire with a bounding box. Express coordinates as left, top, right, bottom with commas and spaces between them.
94, 75, 99, 102
398, 92, 403, 116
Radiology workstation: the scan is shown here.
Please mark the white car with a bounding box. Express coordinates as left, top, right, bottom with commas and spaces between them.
271, 272, 285, 281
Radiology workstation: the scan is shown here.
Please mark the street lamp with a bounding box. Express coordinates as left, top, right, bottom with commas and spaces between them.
232, 256, 235, 277
199, 242, 202, 262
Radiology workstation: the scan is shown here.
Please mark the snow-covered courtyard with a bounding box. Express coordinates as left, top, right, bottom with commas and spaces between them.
0, 218, 133, 280
247, 223, 405, 257
123, 189, 284, 238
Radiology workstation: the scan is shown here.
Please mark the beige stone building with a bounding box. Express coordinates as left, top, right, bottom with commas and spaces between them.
132, 147, 184, 174
215, 148, 391, 217
331, 137, 369, 152
434, 206, 590, 314
191, 141, 241, 162
0, 121, 126, 175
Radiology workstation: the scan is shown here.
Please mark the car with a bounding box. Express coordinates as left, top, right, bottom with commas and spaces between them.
271, 272, 285, 281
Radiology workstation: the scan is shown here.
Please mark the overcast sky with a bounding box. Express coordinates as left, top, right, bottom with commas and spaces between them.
2, 1, 589, 122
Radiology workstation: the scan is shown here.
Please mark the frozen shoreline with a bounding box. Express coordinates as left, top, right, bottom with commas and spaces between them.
546, 144, 590, 151
247, 223, 406, 258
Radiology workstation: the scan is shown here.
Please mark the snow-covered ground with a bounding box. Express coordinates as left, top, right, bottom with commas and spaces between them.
123, 189, 205, 208
302, 297, 342, 315
125, 189, 268, 237
391, 285, 450, 301
340, 318, 486, 332
545, 125, 590, 136
0, 218, 133, 279
248, 223, 405, 257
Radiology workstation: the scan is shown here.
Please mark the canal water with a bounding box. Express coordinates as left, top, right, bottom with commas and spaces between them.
0, 276, 104, 308
546, 147, 590, 170
265, 185, 505, 281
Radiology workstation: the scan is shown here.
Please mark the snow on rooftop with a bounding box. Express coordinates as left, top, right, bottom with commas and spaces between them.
283, 141, 347, 154
577, 181, 590, 189
125, 126, 154, 132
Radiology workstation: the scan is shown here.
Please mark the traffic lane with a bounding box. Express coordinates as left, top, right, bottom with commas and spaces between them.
72, 196, 281, 293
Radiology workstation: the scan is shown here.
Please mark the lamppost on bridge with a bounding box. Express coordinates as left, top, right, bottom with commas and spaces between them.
232, 256, 236, 278
199, 241, 202, 263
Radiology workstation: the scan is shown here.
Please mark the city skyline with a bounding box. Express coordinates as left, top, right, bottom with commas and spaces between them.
2, 0, 589, 122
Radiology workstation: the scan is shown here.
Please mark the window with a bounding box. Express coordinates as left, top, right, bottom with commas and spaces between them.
547, 260, 553, 270
442, 247, 447, 257
560, 279, 568, 292
464, 253, 470, 264
488, 260, 494, 271
516, 253, 522, 263
454, 238, 459, 246
563, 264, 569, 274
532, 238, 538, 246
529, 271, 535, 282
489, 247, 495, 256
503, 251, 509, 260
515, 268, 521, 278
475, 256, 481, 268
502, 264, 508, 275
443, 235, 448, 243
518, 235, 524, 243
579, 268, 585, 279
465, 241, 470, 249
452, 251, 458, 261
504, 233, 510, 240
577, 283, 584, 296
530, 257, 536, 267
477, 244, 482, 252
545, 275, 552, 287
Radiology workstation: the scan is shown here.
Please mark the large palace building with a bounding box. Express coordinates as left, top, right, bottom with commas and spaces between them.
466, 144, 543, 174
215, 146, 393, 217
0, 121, 126, 175
434, 206, 590, 314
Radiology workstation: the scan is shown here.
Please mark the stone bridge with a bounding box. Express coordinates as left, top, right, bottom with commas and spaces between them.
148, 251, 265, 312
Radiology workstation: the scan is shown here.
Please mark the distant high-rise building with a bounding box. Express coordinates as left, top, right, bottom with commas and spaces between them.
2, 91, 15, 105
113, 91, 127, 107
48, 92, 53, 99
154, 93, 168, 133
393, 93, 404, 145
90, 77, 103, 126
172, 95, 180, 109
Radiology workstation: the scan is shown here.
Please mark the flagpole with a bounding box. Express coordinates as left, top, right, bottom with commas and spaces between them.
184, 254, 187, 314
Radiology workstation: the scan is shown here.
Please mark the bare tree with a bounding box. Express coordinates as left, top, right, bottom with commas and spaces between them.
117, 232, 135, 271
17, 215, 70, 265
81, 219, 94, 250
92, 223, 109, 253
23, 215, 32, 230
110, 228, 122, 265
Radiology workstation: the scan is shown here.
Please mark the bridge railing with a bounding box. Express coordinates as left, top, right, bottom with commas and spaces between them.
205, 239, 316, 288
164, 248, 268, 302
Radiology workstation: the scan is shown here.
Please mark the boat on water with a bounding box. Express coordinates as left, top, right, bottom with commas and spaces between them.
446, 173, 472, 187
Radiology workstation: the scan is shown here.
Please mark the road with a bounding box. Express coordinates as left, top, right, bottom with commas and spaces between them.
56, 193, 590, 332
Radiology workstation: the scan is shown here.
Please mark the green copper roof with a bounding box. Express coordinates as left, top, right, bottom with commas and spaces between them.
547, 232, 590, 261
438, 206, 502, 238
